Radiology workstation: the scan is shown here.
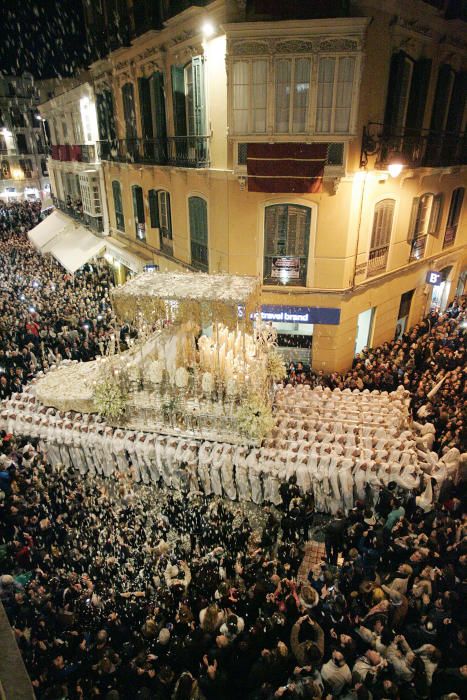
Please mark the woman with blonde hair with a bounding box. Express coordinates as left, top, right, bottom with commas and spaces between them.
199, 603, 224, 633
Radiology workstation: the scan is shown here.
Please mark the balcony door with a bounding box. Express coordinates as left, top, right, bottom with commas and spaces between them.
138, 72, 167, 163
171, 56, 207, 164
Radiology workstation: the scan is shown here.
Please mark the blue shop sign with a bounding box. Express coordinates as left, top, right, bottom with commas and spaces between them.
143, 263, 159, 272
256, 305, 341, 325
426, 270, 442, 285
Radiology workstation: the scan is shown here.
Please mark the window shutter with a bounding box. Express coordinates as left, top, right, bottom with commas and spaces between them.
384, 52, 407, 131
171, 65, 187, 136
132, 186, 145, 223
429, 193, 443, 235
446, 71, 467, 134
407, 197, 420, 242
191, 56, 207, 136
148, 189, 159, 228
105, 90, 117, 141
151, 72, 167, 140
122, 83, 137, 139
430, 65, 454, 131
138, 77, 153, 139
165, 192, 172, 239
405, 58, 432, 131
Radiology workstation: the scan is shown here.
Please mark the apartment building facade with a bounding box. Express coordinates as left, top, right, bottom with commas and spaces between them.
0, 74, 50, 203
87, 0, 466, 371
39, 80, 110, 236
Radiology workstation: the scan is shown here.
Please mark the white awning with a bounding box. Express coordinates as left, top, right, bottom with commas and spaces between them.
47, 225, 106, 274
105, 238, 151, 273
27, 209, 71, 251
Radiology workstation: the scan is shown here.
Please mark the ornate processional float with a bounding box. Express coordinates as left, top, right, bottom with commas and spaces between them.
34, 271, 287, 444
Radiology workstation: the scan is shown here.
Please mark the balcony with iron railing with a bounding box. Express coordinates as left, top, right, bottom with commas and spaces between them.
52, 196, 104, 234
360, 123, 467, 170
366, 245, 389, 277
97, 135, 210, 168
50, 144, 97, 163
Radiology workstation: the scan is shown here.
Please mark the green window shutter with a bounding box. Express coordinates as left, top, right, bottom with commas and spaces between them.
429, 193, 443, 236
430, 65, 454, 131
105, 90, 117, 141
171, 65, 187, 136
151, 71, 167, 139
132, 185, 145, 223
112, 181, 124, 231
407, 197, 420, 242
384, 52, 408, 131
96, 93, 107, 140
446, 71, 467, 133
138, 77, 153, 139
148, 189, 159, 228
165, 192, 172, 239
406, 58, 432, 131
122, 82, 137, 139
192, 56, 207, 135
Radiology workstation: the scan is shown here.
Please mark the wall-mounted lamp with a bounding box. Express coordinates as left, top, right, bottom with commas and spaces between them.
360, 123, 408, 177
202, 20, 215, 37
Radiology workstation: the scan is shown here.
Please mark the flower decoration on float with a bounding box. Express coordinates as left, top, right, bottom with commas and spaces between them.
266, 349, 287, 382
236, 393, 274, 441
94, 377, 128, 420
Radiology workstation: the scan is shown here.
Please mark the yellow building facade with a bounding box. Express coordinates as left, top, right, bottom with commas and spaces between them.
87, 0, 467, 372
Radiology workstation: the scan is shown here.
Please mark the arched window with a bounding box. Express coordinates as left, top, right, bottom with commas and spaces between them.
112, 180, 125, 232
188, 196, 208, 270
443, 187, 464, 248
149, 189, 172, 254
263, 203, 311, 286
132, 185, 146, 240
1, 160, 11, 179
367, 199, 395, 277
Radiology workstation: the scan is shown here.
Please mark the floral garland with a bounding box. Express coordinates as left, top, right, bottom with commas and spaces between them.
267, 349, 287, 382
236, 393, 274, 441
94, 378, 128, 420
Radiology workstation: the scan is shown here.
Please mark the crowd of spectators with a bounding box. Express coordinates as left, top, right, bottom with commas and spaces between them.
0, 201, 465, 699
286, 302, 466, 455
0, 201, 119, 401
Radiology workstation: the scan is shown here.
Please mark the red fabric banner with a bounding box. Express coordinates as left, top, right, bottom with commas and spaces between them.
247, 142, 328, 193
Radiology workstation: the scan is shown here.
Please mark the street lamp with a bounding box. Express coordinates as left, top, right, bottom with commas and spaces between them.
360, 123, 408, 177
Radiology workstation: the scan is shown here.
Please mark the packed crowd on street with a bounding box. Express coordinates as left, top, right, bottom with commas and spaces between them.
0, 203, 466, 699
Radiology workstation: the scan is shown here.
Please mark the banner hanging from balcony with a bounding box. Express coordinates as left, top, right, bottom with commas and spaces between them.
246, 143, 327, 193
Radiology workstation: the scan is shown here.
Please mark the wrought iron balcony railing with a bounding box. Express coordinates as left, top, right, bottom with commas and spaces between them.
367, 245, 389, 277
52, 196, 104, 233
361, 123, 467, 169
97, 135, 210, 168
409, 235, 428, 261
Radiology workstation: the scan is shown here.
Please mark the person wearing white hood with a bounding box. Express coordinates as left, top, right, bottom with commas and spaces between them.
164, 437, 178, 488
125, 431, 139, 481
233, 445, 250, 501
134, 433, 151, 484
416, 475, 434, 512
209, 443, 225, 497
155, 436, 170, 487
395, 464, 420, 492
328, 451, 342, 515
246, 447, 263, 505
295, 450, 312, 496
103, 426, 118, 477
353, 461, 368, 503
59, 423, 73, 470
91, 425, 106, 476
338, 457, 354, 513
185, 441, 200, 493
80, 424, 95, 475
439, 447, 461, 482
143, 435, 159, 484
46, 419, 62, 467
69, 419, 87, 475
113, 429, 129, 474
219, 444, 237, 500
172, 440, 188, 491
198, 441, 213, 496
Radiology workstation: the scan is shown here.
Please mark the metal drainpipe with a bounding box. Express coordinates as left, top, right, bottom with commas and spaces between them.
351, 170, 368, 290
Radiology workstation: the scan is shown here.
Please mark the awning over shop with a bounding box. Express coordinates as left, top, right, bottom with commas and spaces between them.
27, 210, 71, 251
47, 225, 106, 274
105, 237, 152, 273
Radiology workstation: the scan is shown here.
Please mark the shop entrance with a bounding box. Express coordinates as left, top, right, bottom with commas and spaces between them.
456, 269, 467, 298
355, 307, 375, 355
430, 266, 452, 312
